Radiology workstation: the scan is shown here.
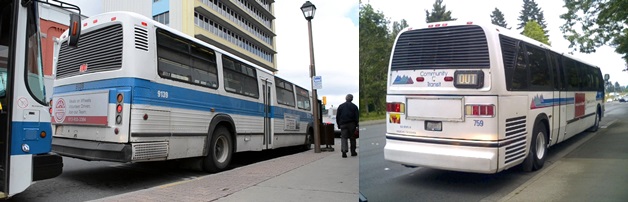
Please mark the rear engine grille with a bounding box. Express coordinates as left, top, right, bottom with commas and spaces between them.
132, 142, 168, 161
504, 116, 527, 164
57, 24, 123, 78
135, 26, 148, 51
391, 25, 489, 70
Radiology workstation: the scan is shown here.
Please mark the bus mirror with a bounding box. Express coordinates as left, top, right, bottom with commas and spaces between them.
68, 13, 81, 47
604, 74, 610, 81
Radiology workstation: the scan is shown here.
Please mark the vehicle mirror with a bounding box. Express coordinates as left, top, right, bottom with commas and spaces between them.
604, 74, 610, 81
68, 13, 81, 47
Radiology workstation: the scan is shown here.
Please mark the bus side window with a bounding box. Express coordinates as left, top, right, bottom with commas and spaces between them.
526, 45, 551, 91
511, 43, 529, 90
549, 53, 564, 91
562, 58, 579, 91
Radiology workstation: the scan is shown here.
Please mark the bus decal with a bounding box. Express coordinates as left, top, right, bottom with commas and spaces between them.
530, 95, 576, 109
575, 93, 585, 118
54, 98, 67, 123
392, 75, 413, 85
389, 113, 401, 124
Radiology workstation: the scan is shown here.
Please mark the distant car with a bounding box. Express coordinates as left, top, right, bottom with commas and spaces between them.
620, 98, 626, 102
607, 98, 613, 102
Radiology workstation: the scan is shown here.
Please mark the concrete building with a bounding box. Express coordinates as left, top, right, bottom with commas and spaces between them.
103, 0, 277, 72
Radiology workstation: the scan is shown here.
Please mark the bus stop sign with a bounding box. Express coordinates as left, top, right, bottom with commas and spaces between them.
313, 76, 322, 89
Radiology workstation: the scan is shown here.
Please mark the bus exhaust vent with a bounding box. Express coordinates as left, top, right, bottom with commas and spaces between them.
134, 26, 148, 51
57, 24, 123, 79
391, 25, 489, 70
131, 142, 168, 161
504, 116, 527, 164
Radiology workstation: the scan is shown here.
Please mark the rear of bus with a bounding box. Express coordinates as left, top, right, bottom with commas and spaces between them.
384, 22, 508, 173
51, 12, 158, 162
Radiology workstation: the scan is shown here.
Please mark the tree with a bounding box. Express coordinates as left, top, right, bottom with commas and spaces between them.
359, 3, 390, 115
517, 0, 548, 36
615, 81, 621, 92
390, 19, 409, 43
425, 0, 456, 23
606, 81, 615, 93
490, 8, 510, 29
560, 0, 628, 64
522, 21, 551, 45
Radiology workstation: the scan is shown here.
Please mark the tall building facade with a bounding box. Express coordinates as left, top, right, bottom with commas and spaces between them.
104, 0, 277, 72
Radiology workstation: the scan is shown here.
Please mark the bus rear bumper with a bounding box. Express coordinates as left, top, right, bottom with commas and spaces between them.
384, 136, 499, 174
32, 153, 63, 181
52, 137, 132, 162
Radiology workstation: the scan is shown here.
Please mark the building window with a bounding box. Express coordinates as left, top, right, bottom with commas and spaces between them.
194, 12, 273, 63
153, 12, 169, 25
198, 0, 273, 45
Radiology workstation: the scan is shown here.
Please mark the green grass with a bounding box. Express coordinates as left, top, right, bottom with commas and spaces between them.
360, 112, 385, 121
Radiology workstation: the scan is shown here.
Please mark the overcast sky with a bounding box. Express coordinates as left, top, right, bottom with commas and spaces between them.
366, 0, 627, 86
62, 0, 359, 109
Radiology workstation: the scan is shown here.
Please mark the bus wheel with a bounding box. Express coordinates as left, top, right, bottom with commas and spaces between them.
587, 110, 600, 132
203, 126, 233, 173
522, 123, 547, 172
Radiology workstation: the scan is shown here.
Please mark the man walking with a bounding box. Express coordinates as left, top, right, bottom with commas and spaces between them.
336, 94, 359, 158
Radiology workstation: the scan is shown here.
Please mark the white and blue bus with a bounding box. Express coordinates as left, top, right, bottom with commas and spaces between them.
51, 11, 313, 172
0, 0, 80, 198
384, 21, 605, 174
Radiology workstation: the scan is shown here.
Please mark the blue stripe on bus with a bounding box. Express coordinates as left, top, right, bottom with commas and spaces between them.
11, 121, 53, 155
54, 78, 313, 121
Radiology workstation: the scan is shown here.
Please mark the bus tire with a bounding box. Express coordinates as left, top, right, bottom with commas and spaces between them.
203, 126, 233, 173
587, 109, 600, 132
521, 122, 547, 172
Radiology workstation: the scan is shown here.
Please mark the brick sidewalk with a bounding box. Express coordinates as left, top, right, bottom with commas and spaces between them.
92, 138, 357, 202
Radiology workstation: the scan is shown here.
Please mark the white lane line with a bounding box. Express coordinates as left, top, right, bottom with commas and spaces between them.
600, 119, 618, 129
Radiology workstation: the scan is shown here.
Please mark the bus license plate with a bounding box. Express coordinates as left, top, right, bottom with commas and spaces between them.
425, 121, 442, 131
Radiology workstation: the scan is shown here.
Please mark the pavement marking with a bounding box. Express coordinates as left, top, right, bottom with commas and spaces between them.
600, 119, 618, 129
156, 179, 197, 189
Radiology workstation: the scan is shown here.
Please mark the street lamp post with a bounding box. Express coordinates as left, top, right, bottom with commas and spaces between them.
301, 1, 321, 153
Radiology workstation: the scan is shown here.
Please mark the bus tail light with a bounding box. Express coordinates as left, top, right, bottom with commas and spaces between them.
454, 70, 484, 88
386, 102, 405, 113
465, 104, 495, 117
444, 76, 454, 82
115, 93, 123, 124
49, 99, 53, 115
416, 77, 425, 82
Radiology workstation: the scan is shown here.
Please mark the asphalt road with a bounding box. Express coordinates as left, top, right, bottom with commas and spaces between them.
8, 146, 307, 202
359, 102, 626, 202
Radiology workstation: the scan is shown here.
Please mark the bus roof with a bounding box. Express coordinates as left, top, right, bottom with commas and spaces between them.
398, 20, 600, 70
60, 11, 276, 76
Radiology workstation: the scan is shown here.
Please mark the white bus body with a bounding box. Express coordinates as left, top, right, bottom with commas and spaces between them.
0, 0, 80, 198
384, 21, 604, 174
51, 12, 313, 172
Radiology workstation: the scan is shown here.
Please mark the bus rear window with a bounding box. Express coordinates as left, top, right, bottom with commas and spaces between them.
391, 25, 489, 70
